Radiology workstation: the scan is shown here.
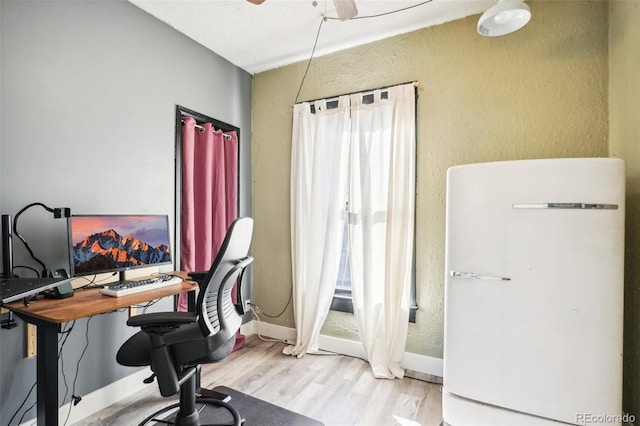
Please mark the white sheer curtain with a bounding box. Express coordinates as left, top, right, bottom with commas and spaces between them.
285, 96, 350, 357
349, 84, 416, 378
286, 84, 415, 378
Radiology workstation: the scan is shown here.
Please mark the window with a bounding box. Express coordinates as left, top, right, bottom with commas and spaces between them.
330, 201, 418, 323
330, 210, 354, 312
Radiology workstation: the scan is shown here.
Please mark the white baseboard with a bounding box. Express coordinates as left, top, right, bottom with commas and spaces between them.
20, 367, 152, 426
247, 320, 443, 378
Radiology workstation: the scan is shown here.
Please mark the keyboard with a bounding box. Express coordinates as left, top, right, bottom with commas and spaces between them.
100, 275, 183, 297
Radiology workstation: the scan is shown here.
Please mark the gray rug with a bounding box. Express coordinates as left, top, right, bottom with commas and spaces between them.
157, 385, 323, 426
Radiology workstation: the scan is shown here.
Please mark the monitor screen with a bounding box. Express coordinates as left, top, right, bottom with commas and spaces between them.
68, 215, 172, 277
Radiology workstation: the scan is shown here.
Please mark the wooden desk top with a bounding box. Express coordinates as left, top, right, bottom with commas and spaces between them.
3, 279, 198, 324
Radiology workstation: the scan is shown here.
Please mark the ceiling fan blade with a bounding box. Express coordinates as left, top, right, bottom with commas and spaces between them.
333, 0, 358, 20
246, 0, 266, 4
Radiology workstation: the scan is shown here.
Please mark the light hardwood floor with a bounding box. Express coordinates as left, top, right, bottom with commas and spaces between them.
73, 335, 443, 426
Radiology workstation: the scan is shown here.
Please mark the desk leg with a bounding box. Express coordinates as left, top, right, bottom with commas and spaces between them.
36, 321, 59, 426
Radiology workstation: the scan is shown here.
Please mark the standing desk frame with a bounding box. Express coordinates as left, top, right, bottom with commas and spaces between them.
2, 277, 197, 426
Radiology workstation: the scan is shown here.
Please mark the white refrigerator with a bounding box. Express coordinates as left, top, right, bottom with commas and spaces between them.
442, 158, 625, 425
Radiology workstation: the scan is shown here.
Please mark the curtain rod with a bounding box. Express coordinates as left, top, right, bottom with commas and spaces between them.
181, 120, 232, 141
294, 80, 419, 106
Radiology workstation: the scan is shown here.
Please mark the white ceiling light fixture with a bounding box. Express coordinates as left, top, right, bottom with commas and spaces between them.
477, 0, 531, 37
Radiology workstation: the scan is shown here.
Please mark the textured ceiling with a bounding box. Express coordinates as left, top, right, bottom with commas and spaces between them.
128, 0, 494, 74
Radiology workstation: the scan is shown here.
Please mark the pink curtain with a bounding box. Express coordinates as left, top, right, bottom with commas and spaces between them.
178, 117, 244, 349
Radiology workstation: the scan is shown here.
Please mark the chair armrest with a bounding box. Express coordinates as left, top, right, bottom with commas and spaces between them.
126, 311, 197, 328
234, 256, 254, 315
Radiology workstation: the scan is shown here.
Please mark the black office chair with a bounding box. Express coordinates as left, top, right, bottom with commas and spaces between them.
116, 217, 254, 426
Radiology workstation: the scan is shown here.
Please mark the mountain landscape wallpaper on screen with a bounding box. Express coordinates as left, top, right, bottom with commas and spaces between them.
73, 228, 171, 273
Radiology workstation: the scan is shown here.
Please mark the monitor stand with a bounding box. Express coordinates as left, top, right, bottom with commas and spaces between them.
1, 312, 18, 329
1, 214, 15, 278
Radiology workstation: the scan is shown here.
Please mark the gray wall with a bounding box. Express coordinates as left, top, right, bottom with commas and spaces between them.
0, 1, 252, 424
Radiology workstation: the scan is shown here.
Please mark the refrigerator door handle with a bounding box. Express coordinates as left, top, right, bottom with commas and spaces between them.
512, 202, 618, 210
449, 271, 511, 281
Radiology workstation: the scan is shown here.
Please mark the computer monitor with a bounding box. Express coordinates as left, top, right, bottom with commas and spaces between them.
68, 215, 172, 279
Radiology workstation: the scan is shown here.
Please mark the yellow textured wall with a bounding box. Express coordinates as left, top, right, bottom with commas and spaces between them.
609, 0, 640, 419
251, 0, 608, 359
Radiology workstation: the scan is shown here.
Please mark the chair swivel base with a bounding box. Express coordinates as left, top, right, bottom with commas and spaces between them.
137, 397, 242, 426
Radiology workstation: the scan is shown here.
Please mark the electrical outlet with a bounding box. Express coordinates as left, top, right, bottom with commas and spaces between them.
244, 299, 251, 312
